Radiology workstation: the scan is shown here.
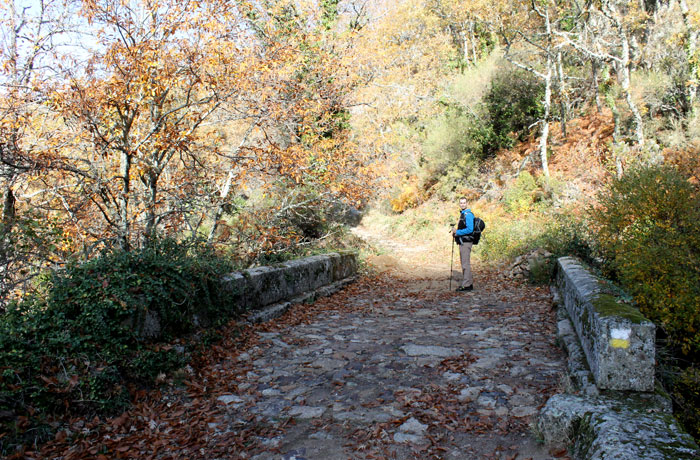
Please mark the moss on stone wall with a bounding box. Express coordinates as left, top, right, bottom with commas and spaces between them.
593, 294, 648, 324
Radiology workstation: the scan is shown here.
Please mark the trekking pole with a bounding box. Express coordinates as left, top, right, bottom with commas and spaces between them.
449, 224, 455, 291
449, 239, 455, 290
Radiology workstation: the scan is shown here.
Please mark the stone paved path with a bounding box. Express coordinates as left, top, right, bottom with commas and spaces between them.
213, 267, 567, 459
34, 228, 570, 460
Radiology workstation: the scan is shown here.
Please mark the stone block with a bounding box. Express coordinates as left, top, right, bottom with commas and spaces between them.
130, 252, 358, 340
538, 394, 698, 459
279, 259, 313, 297
330, 251, 358, 281
305, 255, 333, 290
555, 308, 598, 396
244, 265, 289, 308
556, 257, 655, 391
219, 272, 248, 311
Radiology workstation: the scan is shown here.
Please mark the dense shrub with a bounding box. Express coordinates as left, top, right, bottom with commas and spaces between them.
433, 154, 480, 200
0, 238, 237, 451
0, 209, 65, 309
419, 108, 492, 193
422, 110, 490, 165
227, 185, 345, 264
527, 256, 557, 285
484, 69, 544, 156
670, 365, 700, 440
477, 212, 547, 263
591, 165, 700, 357
536, 212, 595, 262
524, 212, 596, 285
503, 171, 538, 214
415, 64, 544, 204
391, 182, 425, 213
477, 206, 595, 268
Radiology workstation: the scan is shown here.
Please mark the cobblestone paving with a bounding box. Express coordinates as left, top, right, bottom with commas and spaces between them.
213, 272, 566, 459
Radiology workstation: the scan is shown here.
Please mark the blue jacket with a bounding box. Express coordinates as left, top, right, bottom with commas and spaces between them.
455, 209, 474, 236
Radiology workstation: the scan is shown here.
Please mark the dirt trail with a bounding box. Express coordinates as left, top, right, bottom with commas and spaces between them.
351, 224, 451, 284
38, 226, 568, 460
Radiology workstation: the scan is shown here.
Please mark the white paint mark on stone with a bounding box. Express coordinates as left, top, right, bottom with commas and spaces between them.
610, 328, 632, 349
611, 328, 631, 340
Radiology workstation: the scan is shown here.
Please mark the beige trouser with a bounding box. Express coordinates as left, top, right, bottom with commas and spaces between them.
459, 242, 473, 288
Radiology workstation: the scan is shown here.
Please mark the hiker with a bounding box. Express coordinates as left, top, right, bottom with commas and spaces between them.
452, 197, 474, 292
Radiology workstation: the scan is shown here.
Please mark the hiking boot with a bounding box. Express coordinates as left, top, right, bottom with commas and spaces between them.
456, 285, 473, 292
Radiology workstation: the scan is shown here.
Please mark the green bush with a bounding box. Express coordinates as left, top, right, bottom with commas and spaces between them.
0, 238, 236, 453
591, 165, 700, 357
417, 63, 544, 200
477, 205, 596, 268
420, 109, 492, 189
503, 171, 538, 213
535, 212, 595, 262
671, 365, 700, 440
527, 256, 557, 285
433, 153, 480, 200
477, 212, 547, 263
484, 69, 544, 156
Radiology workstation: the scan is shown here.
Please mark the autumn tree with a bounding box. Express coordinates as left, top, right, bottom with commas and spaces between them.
213, 0, 382, 255
341, 0, 455, 184
427, 0, 497, 70
0, 0, 77, 304
28, 0, 380, 259
48, 0, 258, 250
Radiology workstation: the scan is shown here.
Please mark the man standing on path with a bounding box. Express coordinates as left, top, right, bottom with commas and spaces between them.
452, 197, 474, 292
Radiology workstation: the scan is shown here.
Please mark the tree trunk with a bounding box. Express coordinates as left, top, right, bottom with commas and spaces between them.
539, 55, 552, 177
557, 50, 568, 138
207, 170, 234, 245
144, 171, 158, 244
460, 29, 470, 67
118, 151, 131, 251
206, 122, 256, 245
679, 0, 698, 112
606, 1, 645, 146
470, 21, 478, 64
538, 7, 553, 178
592, 60, 602, 113
618, 38, 645, 147
2, 183, 15, 229
0, 181, 16, 294
605, 92, 624, 177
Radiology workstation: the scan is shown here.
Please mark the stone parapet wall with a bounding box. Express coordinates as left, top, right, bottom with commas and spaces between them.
538, 394, 699, 460
556, 257, 655, 391
133, 252, 358, 340
538, 257, 699, 459
220, 251, 358, 313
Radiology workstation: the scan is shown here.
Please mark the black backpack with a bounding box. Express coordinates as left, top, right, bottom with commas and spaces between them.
455, 215, 486, 245
471, 217, 486, 245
